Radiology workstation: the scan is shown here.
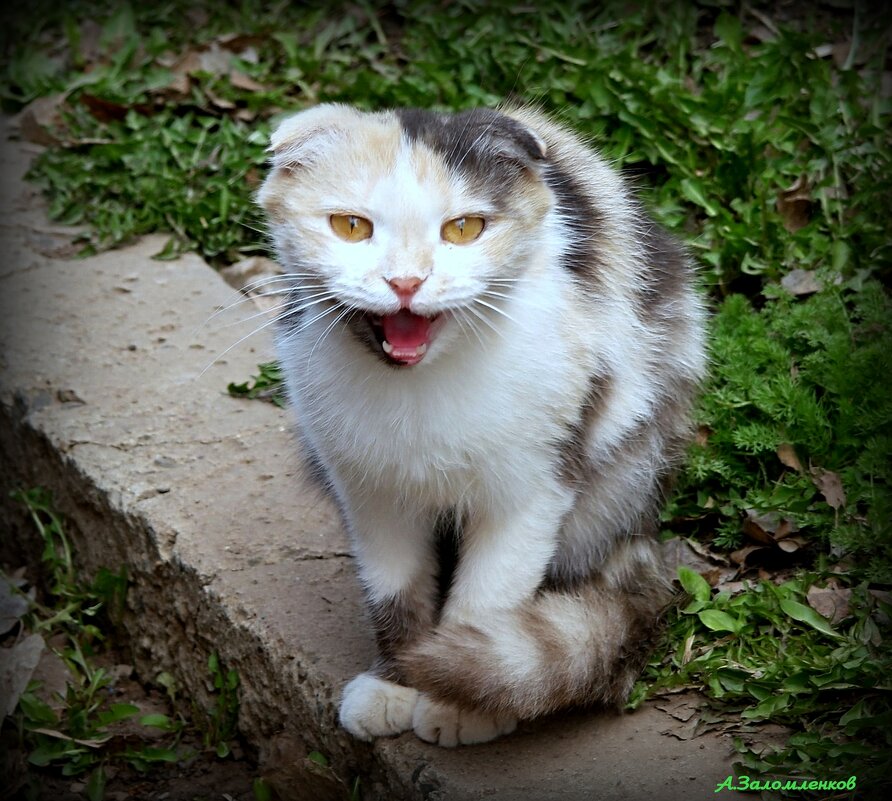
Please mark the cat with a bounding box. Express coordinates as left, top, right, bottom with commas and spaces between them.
256, 103, 707, 747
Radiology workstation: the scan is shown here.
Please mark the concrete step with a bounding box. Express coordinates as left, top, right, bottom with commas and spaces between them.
0, 120, 735, 801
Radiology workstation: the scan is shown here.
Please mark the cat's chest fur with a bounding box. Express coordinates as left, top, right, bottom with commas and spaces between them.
284, 268, 596, 500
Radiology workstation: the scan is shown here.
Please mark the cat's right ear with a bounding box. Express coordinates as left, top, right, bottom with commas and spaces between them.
266, 104, 358, 171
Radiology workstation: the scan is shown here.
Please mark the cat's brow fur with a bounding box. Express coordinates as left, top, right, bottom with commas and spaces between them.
257, 103, 707, 745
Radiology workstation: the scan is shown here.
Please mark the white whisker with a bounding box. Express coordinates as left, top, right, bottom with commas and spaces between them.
454, 308, 487, 350
474, 297, 518, 325
464, 302, 504, 339
197, 313, 282, 378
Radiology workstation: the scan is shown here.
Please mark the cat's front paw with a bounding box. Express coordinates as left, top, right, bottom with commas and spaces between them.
412, 694, 517, 747
339, 673, 419, 741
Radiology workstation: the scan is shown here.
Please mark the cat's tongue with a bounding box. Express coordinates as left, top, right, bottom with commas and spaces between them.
379, 309, 432, 365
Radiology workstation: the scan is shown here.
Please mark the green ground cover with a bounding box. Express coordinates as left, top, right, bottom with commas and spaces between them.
3, 0, 890, 796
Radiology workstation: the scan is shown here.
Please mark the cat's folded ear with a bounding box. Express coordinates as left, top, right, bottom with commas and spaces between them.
266, 103, 361, 170
486, 116, 548, 168
453, 109, 549, 178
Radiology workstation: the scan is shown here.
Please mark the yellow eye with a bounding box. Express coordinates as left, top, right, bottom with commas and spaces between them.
441, 216, 485, 244
330, 214, 373, 242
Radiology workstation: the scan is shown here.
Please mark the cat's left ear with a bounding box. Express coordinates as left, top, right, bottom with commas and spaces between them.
266, 103, 359, 170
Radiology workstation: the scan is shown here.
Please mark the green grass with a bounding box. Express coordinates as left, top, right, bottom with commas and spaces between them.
3, 0, 890, 794
3, 489, 250, 798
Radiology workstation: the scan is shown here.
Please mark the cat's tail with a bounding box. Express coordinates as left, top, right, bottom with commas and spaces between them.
397, 543, 673, 719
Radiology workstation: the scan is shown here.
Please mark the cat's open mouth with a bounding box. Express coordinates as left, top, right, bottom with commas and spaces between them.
367, 310, 443, 366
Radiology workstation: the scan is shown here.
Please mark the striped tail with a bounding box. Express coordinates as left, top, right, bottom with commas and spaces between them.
397, 576, 671, 720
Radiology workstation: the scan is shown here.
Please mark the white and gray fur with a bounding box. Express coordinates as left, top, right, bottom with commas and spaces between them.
257, 104, 707, 746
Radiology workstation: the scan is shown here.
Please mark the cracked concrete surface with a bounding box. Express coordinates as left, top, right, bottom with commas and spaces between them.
0, 119, 736, 800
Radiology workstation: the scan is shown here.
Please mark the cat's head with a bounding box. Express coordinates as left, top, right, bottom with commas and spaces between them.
257, 104, 553, 367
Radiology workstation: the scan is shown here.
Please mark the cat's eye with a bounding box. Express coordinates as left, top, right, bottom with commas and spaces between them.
441, 216, 485, 244
330, 214, 373, 242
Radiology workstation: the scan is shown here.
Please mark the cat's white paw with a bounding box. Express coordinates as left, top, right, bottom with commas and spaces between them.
412, 694, 517, 747
339, 673, 419, 741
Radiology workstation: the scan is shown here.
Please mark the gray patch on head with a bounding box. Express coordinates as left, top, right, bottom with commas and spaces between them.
397, 107, 608, 286
396, 107, 547, 207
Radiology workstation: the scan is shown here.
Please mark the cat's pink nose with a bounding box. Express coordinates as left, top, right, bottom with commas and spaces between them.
387, 276, 425, 302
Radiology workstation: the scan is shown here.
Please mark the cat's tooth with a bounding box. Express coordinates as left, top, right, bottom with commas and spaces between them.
382, 340, 393, 354
416, 344, 427, 356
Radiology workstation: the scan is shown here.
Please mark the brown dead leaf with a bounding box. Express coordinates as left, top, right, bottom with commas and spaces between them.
777, 175, 812, 233
159, 69, 191, 97
229, 69, 269, 93
743, 509, 780, 544
776, 535, 806, 553
80, 93, 152, 123
0, 633, 45, 716
1, 574, 29, 635
776, 443, 803, 472
773, 518, 799, 540
682, 632, 694, 665
16, 94, 67, 145
811, 467, 846, 509
205, 89, 236, 111
695, 425, 711, 446
662, 537, 730, 579
730, 544, 771, 566
655, 692, 703, 723
717, 579, 752, 595
807, 585, 852, 624
216, 33, 266, 54
29, 647, 73, 714
781, 268, 822, 296
194, 42, 233, 76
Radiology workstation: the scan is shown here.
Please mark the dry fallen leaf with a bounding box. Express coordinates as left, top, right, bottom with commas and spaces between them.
730, 544, 771, 566
806, 585, 852, 624
781, 268, 822, 296
229, 69, 268, 93
776, 443, 803, 472
811, 467, 846, 509
743, 509, 781, 544
0, 633, 45, 716
695, 425, 711, 446
773, 518, 799, 540
0, 576, 29, 635
776, 535, 806, 553
16, 94, 67, 146
777, 175, 812, 233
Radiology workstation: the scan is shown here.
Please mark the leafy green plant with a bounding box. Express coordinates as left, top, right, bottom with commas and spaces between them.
203, 650, 240, 758
669, 277, 892, 580
228, 360, 287, 407
7, 489, 185, 791
633, 566, 892, 795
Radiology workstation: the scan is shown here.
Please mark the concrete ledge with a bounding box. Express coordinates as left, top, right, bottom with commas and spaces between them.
0, 122, 735, 800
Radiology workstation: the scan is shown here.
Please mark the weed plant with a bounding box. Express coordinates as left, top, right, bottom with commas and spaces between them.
3, 490, 249, 797
2, 0, 890, 792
